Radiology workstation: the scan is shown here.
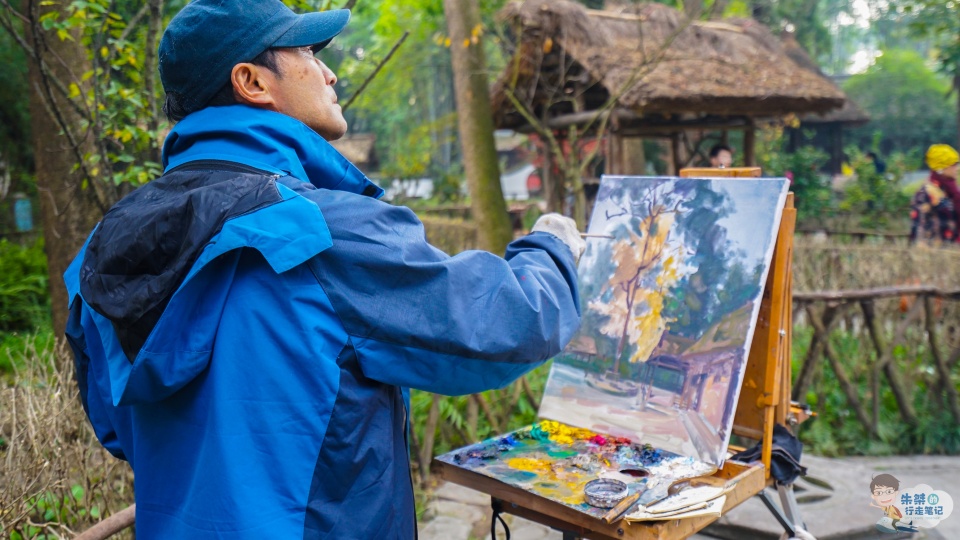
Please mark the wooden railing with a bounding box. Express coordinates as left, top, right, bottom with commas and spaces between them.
792, 286, 960, 436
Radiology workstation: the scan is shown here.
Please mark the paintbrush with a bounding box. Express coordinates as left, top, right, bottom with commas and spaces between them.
601, 490, 643, 524
580, 233, 614, 239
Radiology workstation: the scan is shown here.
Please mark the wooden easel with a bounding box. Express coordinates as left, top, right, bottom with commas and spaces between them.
436, 168, 804, 540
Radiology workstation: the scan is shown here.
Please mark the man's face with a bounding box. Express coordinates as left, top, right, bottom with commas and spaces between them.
266, 47, 347, 141
872, 485, 897, 507
711, 150, 733, 168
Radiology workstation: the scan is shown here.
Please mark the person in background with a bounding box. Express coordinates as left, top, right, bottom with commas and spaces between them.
866, 151, 887, 174
910, 144, 959, 246
708, 144, 733, 168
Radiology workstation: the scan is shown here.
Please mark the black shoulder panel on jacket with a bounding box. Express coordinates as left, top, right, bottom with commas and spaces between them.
80, 161, 285, 361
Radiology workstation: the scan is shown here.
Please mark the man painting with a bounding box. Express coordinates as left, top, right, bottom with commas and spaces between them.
63, 1, 584, 538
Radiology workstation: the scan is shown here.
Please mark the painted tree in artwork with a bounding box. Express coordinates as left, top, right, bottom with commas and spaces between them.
586, 179, 741, 374
589, 184, 686, 373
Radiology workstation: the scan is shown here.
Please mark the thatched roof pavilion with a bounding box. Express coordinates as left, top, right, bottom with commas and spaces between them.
492, 0, 849, 172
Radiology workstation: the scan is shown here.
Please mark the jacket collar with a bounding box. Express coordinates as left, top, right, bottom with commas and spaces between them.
161, 104, 383, 198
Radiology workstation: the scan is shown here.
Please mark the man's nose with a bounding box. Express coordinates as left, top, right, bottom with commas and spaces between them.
318, 61, 337, 86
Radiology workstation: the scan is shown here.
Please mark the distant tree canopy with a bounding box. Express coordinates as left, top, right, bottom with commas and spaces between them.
338, 0, 509, 184
843, 48, 958, 156
0, 26, 33, 182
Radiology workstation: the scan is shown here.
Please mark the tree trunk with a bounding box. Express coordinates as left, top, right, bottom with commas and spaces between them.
683, 0, 703, 19
144, 0, 164, 163
542, 150, 564, 214
23, 0, 103, 337
443, 0, 513, 254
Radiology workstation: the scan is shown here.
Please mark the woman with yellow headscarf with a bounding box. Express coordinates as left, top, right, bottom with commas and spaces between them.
910, 144, 960, 246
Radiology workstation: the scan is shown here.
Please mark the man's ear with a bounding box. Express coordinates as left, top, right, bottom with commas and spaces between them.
230, 63, 278, 110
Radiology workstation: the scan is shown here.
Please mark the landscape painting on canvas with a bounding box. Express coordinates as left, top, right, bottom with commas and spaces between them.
539, 175, 789, 466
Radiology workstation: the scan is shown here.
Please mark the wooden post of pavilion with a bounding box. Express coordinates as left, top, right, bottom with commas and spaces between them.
743, 122, 757, 167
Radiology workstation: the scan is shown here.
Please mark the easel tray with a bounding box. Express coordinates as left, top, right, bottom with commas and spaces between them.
435, 440, 764, 540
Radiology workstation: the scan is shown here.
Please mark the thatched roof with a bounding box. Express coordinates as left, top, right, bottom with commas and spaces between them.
780, 34, 869, 125
329, 133, 378, 172
492, 1, 846, 130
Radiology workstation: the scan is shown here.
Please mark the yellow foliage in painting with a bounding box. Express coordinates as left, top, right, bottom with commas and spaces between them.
608, 210, 674, 287
588, 207, 684, 363
629, 297, 665, 362
657, 255, 679, 287
628, 250, 683, 363
629, 285, 674, 363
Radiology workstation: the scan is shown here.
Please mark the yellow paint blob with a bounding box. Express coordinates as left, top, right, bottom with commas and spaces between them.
538, 420, 595, 445
507, 457, 552, 473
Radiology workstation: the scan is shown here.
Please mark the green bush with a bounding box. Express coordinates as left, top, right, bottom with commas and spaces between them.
0, 238, 49, 333
757, 128, 833, 221
0, 328, 54, 376
792, 321, 960, 457
840, 149, 911, 229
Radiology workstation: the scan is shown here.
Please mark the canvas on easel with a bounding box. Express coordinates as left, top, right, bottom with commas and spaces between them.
435, 173, 793, 537
538, 175, 789, 466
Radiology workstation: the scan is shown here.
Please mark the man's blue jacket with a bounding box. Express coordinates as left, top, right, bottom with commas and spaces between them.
64, 105, 581, 539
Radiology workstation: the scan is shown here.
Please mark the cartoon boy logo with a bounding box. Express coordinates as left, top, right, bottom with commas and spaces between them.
870, 474, 916, 533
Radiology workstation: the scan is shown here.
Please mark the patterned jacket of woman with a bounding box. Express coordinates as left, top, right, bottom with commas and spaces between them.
910, 175, 958, 245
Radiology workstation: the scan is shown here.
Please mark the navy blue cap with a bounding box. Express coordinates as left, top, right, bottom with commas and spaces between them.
159, 0, 350, 114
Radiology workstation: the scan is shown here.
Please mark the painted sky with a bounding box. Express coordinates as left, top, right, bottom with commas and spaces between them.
589, 176, 788, 270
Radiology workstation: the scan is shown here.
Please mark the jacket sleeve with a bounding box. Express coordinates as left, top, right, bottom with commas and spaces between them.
64, 247, 131, 462
307, 190, 581, 396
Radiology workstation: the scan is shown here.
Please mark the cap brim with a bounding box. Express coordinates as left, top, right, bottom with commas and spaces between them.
272, 9, 350, 51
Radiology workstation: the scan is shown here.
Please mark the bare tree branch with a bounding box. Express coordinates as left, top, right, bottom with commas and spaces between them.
341, 31, 409, 112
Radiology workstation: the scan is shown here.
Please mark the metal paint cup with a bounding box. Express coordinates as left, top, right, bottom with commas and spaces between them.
583, 478, 629, 508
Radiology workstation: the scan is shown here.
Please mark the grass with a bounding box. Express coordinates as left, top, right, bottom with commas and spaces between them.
0, 338, 135, 539
0, 325, 54, 381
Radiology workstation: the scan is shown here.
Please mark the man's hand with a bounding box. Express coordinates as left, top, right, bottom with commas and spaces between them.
531, 213, 586, 263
